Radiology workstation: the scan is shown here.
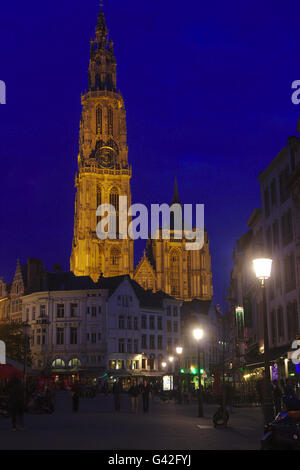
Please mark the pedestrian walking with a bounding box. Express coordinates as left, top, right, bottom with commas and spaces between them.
112, 378, 122, 412
272, 380, 282, 415
6, 374, 25, 431
128, 380, 140, 413
71, 382, 81, 413
141, 380, 151, 413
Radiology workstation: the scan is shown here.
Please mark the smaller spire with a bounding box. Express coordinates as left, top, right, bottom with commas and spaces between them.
172, 175, 180, 205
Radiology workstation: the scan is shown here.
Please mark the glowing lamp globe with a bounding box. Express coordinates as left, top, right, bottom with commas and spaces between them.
253, 258, 272, 280
193, 328, 204, 341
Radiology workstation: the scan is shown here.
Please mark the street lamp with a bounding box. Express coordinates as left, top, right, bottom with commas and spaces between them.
253, 257, 274, 426
193, 328, 204, 418
175, 346, 183, 404
23, 322, 31, 401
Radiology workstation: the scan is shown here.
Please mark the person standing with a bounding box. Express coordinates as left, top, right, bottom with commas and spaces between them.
141, 380, 151, 413
128, 380, 140, 413
6, 375, 25, 431
71, 382, 81, 413
112, 378, 122, 412
272, 380, 282, 415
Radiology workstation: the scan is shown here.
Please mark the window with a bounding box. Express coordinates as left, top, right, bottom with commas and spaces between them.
119, 338, 125, 353
40, 305, 46, 318
264, 187, 270, 218
141, 335, 147, 349
70, 303, 78, 317
134, 317, 138, 330
150, 335, 155, 349
96, 105, 102, 134
70, 327, 77, 345
169, 249, 180, 297
173, 307, 178, 316
157, 336, 163, 350
42, 328, 46, 345
272, 220, 279, 248
157, 317, 163, 330
32, 307, 35, 321
271, 310, 277, 345
281, 210, 293, 246
166, 306, 171, 316
56, 328, 64, 345
150, 316, 155, 330
279, 166, 290, 204
52, 358, 65, 368
91, 306, 97, 317
167, 320, 172, 332
167, 338, 172, 353
68, 358, 81, 368
141, 316, 147, 329
277, 306, 284, 339
108, 106, 113, 135
127, 316, 132, 329
266, 226, 272, 252
91, 333, 96, 344
119, 315, 125, 329
110, 247, 120, 270
284, 253, 296, 292
57, 304, 64, 318
98, 306, 102, 314
287, 301, 298, 339
173, 321, 178, 333
271, 178, 277, 207
127, 339, 132, 353
98, 332, 101, 341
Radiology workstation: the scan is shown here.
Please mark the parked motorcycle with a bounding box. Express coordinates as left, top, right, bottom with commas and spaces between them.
27, 393, 54, 414
261, 397, 300, 450
213, 405, 229, 427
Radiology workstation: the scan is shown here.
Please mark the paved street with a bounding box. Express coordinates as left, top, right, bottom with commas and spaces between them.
0, 392, 264, 450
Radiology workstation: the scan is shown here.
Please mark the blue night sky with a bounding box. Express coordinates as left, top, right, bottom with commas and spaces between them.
0, 0, 300, 307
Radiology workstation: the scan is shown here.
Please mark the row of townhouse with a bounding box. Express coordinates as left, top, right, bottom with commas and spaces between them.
0, 259, 222, 385
228, 124, 300, 388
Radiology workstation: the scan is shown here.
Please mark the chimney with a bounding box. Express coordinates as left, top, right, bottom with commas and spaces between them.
27, 258, 43, 293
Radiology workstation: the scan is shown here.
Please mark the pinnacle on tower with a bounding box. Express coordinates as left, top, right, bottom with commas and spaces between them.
172, 175, 181, 205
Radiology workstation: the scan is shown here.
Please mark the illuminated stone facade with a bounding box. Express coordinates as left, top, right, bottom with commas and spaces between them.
70, 10, 133, 282
70, 9, 213, 302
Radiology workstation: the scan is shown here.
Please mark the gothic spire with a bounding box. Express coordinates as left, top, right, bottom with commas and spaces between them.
172, 175, 181, 205
88, 3, 117, 93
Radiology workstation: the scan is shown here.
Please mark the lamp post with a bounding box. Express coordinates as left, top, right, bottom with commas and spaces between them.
193, 328, 204, 418
253, 257, 274, 426
176, 346, 183, 404
23, 322, 31, 403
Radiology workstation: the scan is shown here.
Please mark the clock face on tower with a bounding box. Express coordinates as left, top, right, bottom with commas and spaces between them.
94, 139, 118, 168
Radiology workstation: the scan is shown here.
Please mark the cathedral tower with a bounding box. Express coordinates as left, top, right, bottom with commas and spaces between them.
70, 8, 133, 281
134, 178, 213, 301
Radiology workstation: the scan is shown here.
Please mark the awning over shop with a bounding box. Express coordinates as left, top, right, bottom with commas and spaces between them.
104, 370, 164, 378
0, 363, 23, 379
245, 343, 292, 370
